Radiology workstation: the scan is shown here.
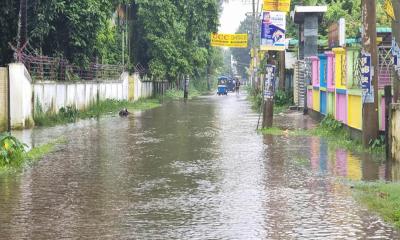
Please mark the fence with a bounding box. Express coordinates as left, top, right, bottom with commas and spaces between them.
21, 53, 124, 82
154, 81, 174, 96
378, 46, 393, 88
0, 68, 8, 131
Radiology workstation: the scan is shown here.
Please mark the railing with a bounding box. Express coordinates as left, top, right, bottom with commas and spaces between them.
20, 53, 124, 82
378, 46, 393, 88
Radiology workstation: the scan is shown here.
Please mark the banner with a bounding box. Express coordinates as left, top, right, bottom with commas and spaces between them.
260, 11, 286, 51
210, 33, 248, 48
361, 52, 374, 103
263, 0, 291, 12
384, 0, 396, 20
328, 18, 346, 48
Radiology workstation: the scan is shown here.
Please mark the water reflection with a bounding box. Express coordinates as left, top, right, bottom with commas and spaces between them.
274, 112, 387, 182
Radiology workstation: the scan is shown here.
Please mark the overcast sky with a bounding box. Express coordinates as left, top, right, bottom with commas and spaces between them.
219, 0, 262, 33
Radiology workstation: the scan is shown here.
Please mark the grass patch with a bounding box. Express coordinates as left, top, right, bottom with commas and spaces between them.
352, 181, 400, 229
274, 104, 290, 114
34, 98, 161, 127
261, 127, 288, 135
293, 156, 310, 167
260, 115, 384, 154
163, 88, 200, 100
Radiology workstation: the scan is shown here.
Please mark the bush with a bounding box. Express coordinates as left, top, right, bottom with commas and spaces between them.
59, 106, 78, 122
0, 133, 27, 167
246, 86, 263, 112
274, 90, 293, 106
320, 115, 343, 132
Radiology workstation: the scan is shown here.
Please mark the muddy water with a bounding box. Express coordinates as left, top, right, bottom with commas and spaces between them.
0, 94, 399, 239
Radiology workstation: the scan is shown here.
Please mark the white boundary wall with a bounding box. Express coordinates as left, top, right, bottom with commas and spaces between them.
9, 63, 156, 129
9, 63, 34, 129
33, 72, 129, 113
133, 73, 153, 101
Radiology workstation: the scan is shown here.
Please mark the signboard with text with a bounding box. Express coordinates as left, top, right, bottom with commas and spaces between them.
361, 52, 374, 103
263, 0, 291, 12
264, 64, 276, 100
210, 33, 248, 48
328, 18, 346, 48
260, 11, 286, 51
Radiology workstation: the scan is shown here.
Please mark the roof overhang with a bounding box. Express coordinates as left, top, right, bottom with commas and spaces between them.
292, 6, 328, 24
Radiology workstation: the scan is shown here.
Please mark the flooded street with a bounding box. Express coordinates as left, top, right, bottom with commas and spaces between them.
0, 94, 399, 239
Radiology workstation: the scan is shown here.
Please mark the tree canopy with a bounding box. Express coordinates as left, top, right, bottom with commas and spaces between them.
130, 0, 220, 81
0, 0, 223, 84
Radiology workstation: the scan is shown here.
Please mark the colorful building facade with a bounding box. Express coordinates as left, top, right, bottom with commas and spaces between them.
305, 42, 392, 133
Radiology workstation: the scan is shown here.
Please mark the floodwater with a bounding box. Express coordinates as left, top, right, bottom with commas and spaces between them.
0, 94, 399, 239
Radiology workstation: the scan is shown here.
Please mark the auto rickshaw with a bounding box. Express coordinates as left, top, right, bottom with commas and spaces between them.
217, 76, 228, 95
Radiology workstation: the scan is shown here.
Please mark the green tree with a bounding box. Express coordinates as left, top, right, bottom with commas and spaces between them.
131, 0, 220, 82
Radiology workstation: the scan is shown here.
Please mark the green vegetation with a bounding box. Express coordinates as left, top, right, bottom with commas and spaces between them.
286, 0, 390, 40
261, 115, 385, 154
293, 156, 311, 167
246, 86, 263, 113
0, 133, 27, 168
246, 87, 291, 114
1, 1, 224, 90
353, 181, 400, 229
163, 88, 201, 101
0, 133, 64, 172
34, 98, 161, 127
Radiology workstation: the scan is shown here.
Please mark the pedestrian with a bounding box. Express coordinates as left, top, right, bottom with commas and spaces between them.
235, 79, 241, 95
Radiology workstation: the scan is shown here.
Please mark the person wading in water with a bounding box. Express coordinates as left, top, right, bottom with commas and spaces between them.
235, 79, 241, 95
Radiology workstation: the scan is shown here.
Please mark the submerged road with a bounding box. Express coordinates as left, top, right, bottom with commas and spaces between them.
0, 94, 399, 239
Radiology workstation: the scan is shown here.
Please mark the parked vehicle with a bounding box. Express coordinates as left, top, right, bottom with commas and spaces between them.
217, 76, 228, 95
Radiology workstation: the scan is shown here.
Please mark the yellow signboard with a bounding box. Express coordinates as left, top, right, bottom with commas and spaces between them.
384, 0, 396, 20
260, 45, 285, 51
263, 0, 291, 12
210, 33, 248, 48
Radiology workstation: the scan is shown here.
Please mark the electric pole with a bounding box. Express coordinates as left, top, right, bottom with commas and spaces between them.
279, 51, 285, 90
262, 61, 275, 128
392, 0, 400, 102
361, 0, 379, 146
251, 0, 256, 88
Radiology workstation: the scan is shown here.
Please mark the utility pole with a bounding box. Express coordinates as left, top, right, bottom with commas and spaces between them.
361, 0, 379, 146
392, 0, 400, 102
251, 0, 256, 88
184, 75, 189, 100
279, 51, 285, 90
262, 61, 275, 128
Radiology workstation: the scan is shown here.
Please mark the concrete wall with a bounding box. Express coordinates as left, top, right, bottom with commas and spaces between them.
133, 73, 153, 100
390, 103, 400, 162
33, 72, 129, 114
8, 63, 158, 129
9, 63, 34, 129
0, 67, 8, 131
